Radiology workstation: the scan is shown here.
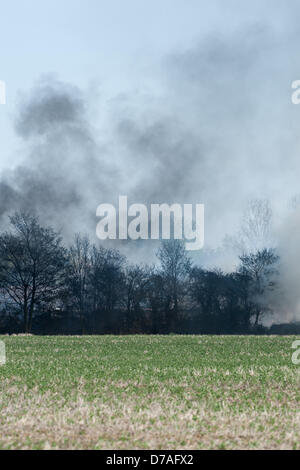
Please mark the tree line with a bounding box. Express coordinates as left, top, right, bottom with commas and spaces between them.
0, 211, 282, 335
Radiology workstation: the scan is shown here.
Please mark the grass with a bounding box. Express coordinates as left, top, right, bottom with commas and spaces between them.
0, 334, 299, 450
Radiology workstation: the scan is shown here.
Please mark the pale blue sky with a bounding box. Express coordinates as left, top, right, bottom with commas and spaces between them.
2, 0, 300, 279
0, 0, 293, 168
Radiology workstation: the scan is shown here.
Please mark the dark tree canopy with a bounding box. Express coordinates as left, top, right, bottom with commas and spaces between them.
0, 212, 66, 332
0, 212, 285, 335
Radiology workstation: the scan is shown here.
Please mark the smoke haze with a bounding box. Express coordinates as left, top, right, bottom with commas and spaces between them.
1, 15, 300, 322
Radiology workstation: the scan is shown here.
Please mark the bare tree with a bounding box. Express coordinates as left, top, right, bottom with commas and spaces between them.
98, 249, 126, 313
66, 234, 91, 333
157, 239, 191, 329
189, 268, 223, 318
239, 199, 273, 253
123, 264, 150, 331
238, 248, 279, 326
0, 212, 66, 332
89, 246, 126, 331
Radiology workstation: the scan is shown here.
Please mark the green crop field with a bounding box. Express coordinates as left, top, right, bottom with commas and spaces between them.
0, 335, 299, 450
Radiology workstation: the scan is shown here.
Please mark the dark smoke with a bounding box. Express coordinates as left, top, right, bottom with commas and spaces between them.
1, 22, 300, 325
0, 78, 116, 237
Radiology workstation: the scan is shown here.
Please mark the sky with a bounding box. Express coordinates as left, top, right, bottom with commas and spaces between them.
1, 0, 300, 275
2, 0, 300, 325
0, 0, 296, 167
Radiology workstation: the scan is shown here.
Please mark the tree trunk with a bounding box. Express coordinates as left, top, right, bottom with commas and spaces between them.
28, 284, 36, 334
28, 301, 34, 334
23, 301, 28, 333
254, 307, 260, 327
